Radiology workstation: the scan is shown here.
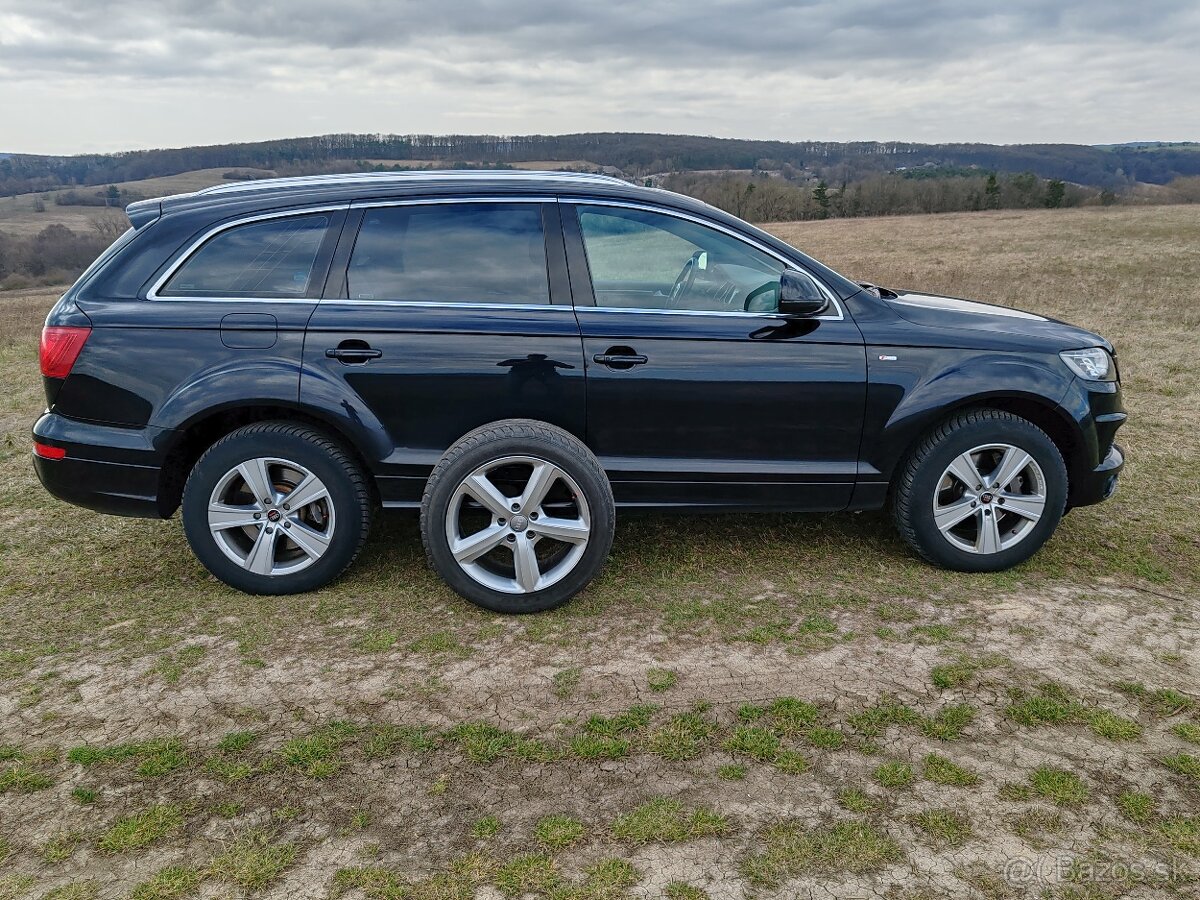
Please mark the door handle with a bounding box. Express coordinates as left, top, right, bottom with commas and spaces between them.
593, 348, 647, 370
325, 346, 382, 363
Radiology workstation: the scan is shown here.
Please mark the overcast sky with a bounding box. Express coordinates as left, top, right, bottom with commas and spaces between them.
1, 0, 1198, 155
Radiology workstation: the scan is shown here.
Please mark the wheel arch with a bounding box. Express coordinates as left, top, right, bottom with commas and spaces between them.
157, 402, 377, 517
886, 391, 1083, 503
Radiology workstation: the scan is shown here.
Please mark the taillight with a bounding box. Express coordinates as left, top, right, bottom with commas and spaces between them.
40, 325, 91, 378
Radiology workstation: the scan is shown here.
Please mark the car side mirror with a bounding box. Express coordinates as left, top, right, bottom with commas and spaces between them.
778, 269, 829, 317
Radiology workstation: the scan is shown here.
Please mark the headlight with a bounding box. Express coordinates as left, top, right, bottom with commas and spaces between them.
1060, 347, 1115, 381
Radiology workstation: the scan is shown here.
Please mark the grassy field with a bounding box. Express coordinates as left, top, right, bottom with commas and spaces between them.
1, 205, 1198, 899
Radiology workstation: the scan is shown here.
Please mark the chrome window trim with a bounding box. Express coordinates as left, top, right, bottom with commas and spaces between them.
146, 204, 350, 301
315, 299, 563, 312
571, 199, 844, 321
349, 195, 553, 210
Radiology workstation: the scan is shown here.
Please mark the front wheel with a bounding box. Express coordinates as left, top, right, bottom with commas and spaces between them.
421, 420, 615, 613
181, 422, 372, 594
891, 409, 1067, 572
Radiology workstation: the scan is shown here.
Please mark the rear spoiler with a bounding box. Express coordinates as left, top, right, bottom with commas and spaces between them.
125, 198, 162, 230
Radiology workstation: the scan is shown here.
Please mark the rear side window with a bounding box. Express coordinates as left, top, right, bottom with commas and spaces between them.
347, 203, 549, 304
160, 214, 330, 298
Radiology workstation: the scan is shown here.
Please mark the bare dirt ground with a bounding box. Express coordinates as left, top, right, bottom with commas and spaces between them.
1, 205, 1198, 900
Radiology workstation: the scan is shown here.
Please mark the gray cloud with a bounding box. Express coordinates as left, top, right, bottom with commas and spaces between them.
1, 0, 1197, 153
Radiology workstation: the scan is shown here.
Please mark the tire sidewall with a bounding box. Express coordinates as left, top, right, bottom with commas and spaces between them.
906, 418, 1067, 572
422, 429, 615, 613
182, 428, 368, 595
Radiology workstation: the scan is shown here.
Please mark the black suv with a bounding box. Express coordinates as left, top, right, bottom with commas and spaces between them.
33, 171, 1125, 612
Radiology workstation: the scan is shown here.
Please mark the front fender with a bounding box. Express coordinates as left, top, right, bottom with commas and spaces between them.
860, 347, 1076, 483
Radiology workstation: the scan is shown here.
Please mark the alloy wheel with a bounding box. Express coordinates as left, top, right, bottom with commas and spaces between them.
207, 456, 335, 576
444, 454, 591, 594
932, 442, 1047, 555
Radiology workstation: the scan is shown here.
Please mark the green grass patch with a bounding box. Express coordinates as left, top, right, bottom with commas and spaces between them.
717, 764, 747, 781
664, 883, 708, 900
873, 761, 914, 789
1029, 767, 1089, 806
551, 667, 581, 698
921, 704, 976, 741
1085, 710, 1141, 741
408, 631, 461, 655
0, 762, 53, 793
446, 722, 517, 764
768, 697, 820, 736
493, 853, 559, 897
570, 733, 630, 760
931, 660, 977, 689
128, 865, 203, 900
611, 797, 730, 844
1117, 791, 1157, 825
208, 829, 297, 890
910, 809, 973, 847
922, 753, 980, 787
648, 710, 718, 761
533, 814, 585, 851
805, 726, 844, 750
1156, 816, 1200, 857
472, 815, 502, 839
1171, 723, 1200, 744
279, 721, 357, 777
97, 804, 184, 853
585, 705, 656, 737
71, 786, 97, 804
724, 726, 780, 762
215, 730, 259, 754
848, 699, 920, 737
1161, 753, 1200, 784
647, 667, 678, 692
741, 820, 903, 886
838, 788, 875, 813
364, 723, 439, 757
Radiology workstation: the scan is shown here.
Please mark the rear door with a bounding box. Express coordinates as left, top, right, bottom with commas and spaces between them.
563, 201, 867, 511
301, 199, 586, 507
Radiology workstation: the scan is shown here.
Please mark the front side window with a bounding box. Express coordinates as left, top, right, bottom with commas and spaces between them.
347, 203, 550, 304
576, 206, 785, 312
160, 214, 330, 297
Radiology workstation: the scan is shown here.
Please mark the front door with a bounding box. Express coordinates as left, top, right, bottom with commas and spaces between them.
302, 200, 585, 507
563, 202, 866, 511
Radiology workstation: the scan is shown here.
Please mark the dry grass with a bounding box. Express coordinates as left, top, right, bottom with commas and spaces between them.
0, 205, 1198, 898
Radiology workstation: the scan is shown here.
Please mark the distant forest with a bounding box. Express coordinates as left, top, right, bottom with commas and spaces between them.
3, 133, 1200, 289
4, 132, 1200, 197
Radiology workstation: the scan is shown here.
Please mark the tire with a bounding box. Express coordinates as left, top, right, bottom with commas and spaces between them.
182, 421, 372, 594
421, 419, 615, 613
891, 409, 1067, 572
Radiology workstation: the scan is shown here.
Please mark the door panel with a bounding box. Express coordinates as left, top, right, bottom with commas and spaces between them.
301, 201, 585, 507
565, 202, 867, 511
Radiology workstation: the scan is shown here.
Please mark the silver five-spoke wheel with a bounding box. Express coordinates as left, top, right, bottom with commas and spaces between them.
445, 454, 591, 594
932, 442, 1047, 555
207, 456, 335, 576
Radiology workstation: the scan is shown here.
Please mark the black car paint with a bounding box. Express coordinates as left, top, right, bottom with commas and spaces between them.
33, 173, 1125, 520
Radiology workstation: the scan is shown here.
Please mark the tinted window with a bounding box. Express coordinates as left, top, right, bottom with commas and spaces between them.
161, 214, 330, 297
348, 203, 549, 304
577, 206, 784, 312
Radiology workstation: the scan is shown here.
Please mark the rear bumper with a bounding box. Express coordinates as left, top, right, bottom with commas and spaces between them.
32, 412, 167, 518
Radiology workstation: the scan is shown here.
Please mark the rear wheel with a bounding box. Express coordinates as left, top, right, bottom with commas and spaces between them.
421, 420, 615, 613
182, 422, 372, 594
891, 409, 1067, 571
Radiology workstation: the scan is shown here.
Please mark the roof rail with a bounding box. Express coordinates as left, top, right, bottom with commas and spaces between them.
195, 169, 629, 197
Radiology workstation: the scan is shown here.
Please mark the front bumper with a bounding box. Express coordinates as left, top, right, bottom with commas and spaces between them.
32, 412, 167, 518
1070, 442, 1124, 508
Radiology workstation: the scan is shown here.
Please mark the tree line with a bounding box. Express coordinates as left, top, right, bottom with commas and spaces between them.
4, 133, 1200, 197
